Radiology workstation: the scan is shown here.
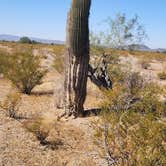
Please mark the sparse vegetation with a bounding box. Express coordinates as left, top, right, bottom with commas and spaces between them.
92, 53, 166, 165
94, 111, 166, 166
0, 91, 21, 118
53, 56, 64, 74
1, 0, 166, 165
0, 38, 166, 165
94, 71, 166, 165
158, 71, 166, 80
23, 116, 63, 150
0, 41, 166, 165
0, 49, 47, 94
140, 59, 151, 69
24, 117, 49, 144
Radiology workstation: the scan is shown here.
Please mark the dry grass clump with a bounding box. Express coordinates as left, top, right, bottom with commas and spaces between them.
139, 59, 151, 69
23, 116, 63, 150
128, 50, 166, 61
52, 44, 65, 55
54, 82, 64, 109
102, 48, 166, 61
52, 56, 64, 74
158, 71, 166, 80
0, 91, 21, 118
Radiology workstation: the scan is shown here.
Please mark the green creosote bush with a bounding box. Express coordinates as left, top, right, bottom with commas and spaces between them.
132, 83, 166, 116
95, 111, 166, 166
0, 49, 47, 94
94, 73, 166, 165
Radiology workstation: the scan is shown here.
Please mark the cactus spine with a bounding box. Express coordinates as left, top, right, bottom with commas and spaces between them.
65, 0, 91, 117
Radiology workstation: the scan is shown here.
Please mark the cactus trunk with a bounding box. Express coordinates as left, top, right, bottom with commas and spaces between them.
65, 0, 91, 117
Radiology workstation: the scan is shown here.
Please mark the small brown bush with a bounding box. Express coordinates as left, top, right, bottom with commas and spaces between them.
0, 91, 21, 118
140, 59, 151, 69
158, 71, 166, 80
24, 117, 49, 145
23, 117, 63, 149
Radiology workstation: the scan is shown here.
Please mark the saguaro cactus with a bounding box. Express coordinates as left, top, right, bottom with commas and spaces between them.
65, 0, 91, 117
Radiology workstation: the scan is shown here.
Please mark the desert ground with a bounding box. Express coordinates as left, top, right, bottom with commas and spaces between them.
0, 42, 166, 166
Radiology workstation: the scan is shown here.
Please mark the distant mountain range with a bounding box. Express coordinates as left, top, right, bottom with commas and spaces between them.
127, 44, 151, 51
127, 44, 166, 53
0, 34, 65, 45
0, 34, 166, 53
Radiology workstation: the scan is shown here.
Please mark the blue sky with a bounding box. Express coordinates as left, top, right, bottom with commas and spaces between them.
0, 0, 165, 48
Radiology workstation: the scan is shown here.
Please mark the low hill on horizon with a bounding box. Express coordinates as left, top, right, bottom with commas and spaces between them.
0, 34, 65, 45
0, 34, 166, 53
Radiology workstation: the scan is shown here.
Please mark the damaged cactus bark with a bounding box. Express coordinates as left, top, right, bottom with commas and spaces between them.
65, 0, 91, 117
64, 0, 111, 118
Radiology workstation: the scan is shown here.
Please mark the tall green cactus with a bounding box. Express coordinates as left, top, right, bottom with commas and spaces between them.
65, 0, 91, 117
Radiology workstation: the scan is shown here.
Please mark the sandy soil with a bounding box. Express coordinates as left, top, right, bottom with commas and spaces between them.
0, 76, 106, 166
0, 44, 166, 165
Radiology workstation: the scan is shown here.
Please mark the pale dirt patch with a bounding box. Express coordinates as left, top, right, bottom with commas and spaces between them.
120, 55, 166, 86
0, 78, 106, 166
0, 45, 12, 53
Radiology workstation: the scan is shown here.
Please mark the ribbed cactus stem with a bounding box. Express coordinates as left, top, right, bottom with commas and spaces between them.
65, 0, 91, 117
67, 0, 91, 56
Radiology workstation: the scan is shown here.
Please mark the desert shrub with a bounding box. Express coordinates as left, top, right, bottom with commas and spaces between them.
23, 117, 63, 149
101, 84, 130, 112
94, 111, 166, 166
108, 61, 127, 83
102, 81, 165, 115
101, 72, 145, 112
24, 117, 49, 145
0, 50, 47, 94
94, 79, 166, 165
0, 91, 21, 118
132, 83, 166, 116
158, 71, 166, 80
106, 52, 120, 65
125, 72, 144, 96
139, 59, 151, 69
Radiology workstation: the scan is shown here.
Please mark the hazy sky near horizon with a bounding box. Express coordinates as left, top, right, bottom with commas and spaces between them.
0, 0, 165, 48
